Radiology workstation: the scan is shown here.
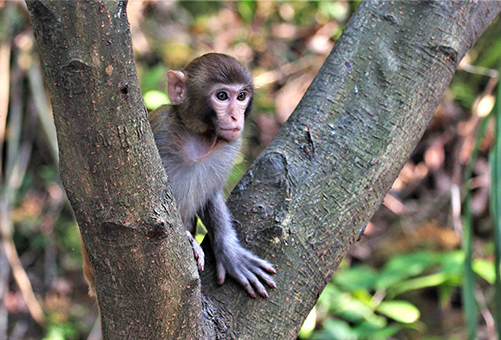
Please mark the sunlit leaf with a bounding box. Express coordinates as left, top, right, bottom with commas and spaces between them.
299, 307, 316, 339
144, 90, 170, 110
389, 273, 449, 297
237, 0, 255, 22
376, 301, 420, 324
376, 251, 439, 290
472, 258, 496, 284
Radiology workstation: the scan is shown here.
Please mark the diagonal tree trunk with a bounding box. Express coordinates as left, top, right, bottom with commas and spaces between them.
201, 2, 501, 338
26, 0, 501, 339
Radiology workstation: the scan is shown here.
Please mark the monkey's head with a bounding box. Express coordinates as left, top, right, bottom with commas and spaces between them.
167, 53, 254, 141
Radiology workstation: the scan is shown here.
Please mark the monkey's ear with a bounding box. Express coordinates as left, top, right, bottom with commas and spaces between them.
167, 70, 187, 105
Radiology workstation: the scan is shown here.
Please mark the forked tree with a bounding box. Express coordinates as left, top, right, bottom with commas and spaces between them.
26, 1, 501, 339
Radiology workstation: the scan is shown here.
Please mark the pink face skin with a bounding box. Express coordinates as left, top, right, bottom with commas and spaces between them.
210, 84, 250, 141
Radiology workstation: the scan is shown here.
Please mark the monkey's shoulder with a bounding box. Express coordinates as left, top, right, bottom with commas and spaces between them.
148, 105, 172, 133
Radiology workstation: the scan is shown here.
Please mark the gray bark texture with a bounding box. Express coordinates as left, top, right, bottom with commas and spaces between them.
26, 1, 204, 339
26, 0, 501, 339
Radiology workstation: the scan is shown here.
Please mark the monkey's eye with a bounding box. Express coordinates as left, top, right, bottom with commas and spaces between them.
237, 92, 246, 101
216, 91, 229, 101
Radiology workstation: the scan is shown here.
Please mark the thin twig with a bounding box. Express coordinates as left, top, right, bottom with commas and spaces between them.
28, 59, 59, 163
0, 141, 45, 326
0, 4, 14, 178
1, 202, 46, 326
459, 62, 499, 78
476, 289, 495, 340
87, 316, 101, 340
8, 320, 28, 340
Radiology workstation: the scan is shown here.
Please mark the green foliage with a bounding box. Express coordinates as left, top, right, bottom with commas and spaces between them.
302, 250, 498, 339
139, 64, 168, 94
179, 1, 221, 18
376, 301, 420, 323
43, 322, 78, 340
237, 0, 256, 23
318, 1, 350, 22
490, 61, 501, 338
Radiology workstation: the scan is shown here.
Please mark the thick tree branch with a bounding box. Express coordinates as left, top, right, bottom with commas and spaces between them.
200, 1, 501, 339
26, 1, 203, 339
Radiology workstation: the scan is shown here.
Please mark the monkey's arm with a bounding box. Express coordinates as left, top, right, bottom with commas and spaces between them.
200, 191, 276, 298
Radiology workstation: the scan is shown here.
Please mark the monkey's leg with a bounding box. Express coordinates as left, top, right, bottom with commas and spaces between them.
201, 191, 276, 298
186, 230, 205, 271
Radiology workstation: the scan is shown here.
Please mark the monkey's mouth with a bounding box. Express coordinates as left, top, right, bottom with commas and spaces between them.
219, 127, 242, 141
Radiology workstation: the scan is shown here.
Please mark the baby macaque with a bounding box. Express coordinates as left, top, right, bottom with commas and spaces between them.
150, 53, 276, 298
82, 53, 275, 299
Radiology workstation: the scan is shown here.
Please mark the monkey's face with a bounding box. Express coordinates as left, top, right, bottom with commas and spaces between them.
210, 84, 251, 141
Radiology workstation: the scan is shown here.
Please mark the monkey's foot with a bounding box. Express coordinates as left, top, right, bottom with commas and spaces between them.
186, 231, 205, 271
215, 245, 276, 298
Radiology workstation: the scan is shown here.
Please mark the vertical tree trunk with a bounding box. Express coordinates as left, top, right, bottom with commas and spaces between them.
26, 1, 204, 339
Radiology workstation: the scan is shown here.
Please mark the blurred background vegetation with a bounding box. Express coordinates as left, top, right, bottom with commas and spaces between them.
0, 1, 500, 339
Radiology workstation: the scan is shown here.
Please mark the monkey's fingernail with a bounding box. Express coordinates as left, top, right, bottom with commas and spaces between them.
217, 278, 225, 285
268, 267, 277, 274
260, 290, 269, 298
268, 281, 277, 289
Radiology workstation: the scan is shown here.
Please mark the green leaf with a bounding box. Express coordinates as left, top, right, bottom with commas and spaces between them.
376, 251, 439, 290
354, 322, 402, 339
299, 307, 316, 339
144, 90, 170, 110
472, 258, 496, 284
312, 319, 357, 340
389, 273, 449, 297
334, 265, 379, 291
237, 0, 255, 22
438, 250, 464, 274
376, 301, 420, 324
491, 61, 501, 337
319, 1, 349, 21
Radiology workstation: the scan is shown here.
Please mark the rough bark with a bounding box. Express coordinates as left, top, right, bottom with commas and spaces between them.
26, 0, 501, 339
26, 1, 203, 339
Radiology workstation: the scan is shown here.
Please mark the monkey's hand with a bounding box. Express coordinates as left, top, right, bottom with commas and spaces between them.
201, 192, 276, 297
186, 230, 205, 271
215, 242, 276, 298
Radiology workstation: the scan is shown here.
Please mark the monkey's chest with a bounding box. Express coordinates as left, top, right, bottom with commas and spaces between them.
164, 142, 237, 224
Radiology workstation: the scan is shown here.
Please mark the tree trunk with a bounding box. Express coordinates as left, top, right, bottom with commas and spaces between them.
26, 0, 501, 339
26, 1, 204, 339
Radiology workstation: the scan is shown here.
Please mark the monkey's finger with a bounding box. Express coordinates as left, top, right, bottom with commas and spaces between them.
186, 231, 205, 271
216, 262, 226, 285
251, 267, 276, 289
196, 250, 205, 271
185, 230, 195, 243
236, 273, 257, 298
248, 256, 276, 274
243, 269, 268, 298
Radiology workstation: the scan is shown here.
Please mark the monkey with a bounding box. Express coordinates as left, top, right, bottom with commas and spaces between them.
82, 53, 276, 299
